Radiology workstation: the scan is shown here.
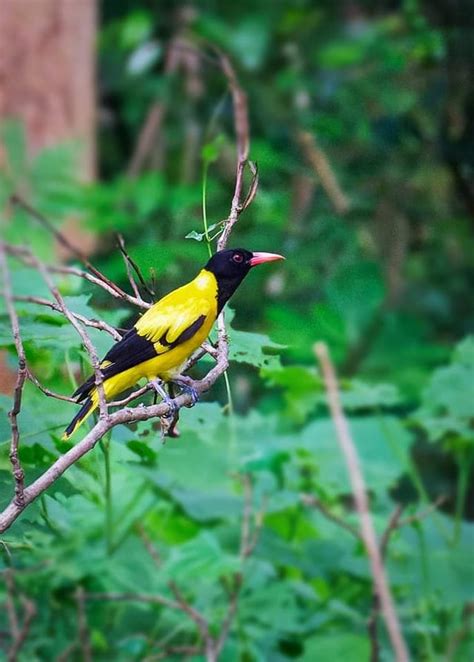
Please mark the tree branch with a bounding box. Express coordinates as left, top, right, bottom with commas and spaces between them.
10, 194, 129, 300
0, 48, 255, 545
0, 244, 27, 507
314, 341, 409, 662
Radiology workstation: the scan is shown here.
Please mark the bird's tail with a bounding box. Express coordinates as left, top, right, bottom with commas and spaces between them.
62, 395, 97, 441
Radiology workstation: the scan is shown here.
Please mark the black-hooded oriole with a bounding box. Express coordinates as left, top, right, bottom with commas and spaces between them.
63, 248, 284, 439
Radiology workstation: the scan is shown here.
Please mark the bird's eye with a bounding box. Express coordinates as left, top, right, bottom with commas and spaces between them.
233, 253, 244, 264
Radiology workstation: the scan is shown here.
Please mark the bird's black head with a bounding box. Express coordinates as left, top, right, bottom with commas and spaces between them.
204, 248, 284, 313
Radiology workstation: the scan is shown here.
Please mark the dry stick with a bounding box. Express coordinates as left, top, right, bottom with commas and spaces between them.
10, 195, 128, 300
75, 587, 92, 662
84, 591, 180, 611
8, 293, 123, 340
0, 51, 250, 535
4, 569, 19, 641
297, 130, 350, 215
7, 597, 36, 662
127, 34, 183, 177
4, 569, 37, 662
368, 504, 405, 662
55, 641, 78, 662
25, 370, 77, 403
0, 354, 228, 533
214, 474, 265, 659
2, 242, 150, 309
300, 493, 361, 540
397, 495, 447, 528
27, 250, 108, 421
216, 49, 250, 252
143, 646, 202, 662
135, 523, 162, 567
116, 233, 154, 300
0, 245, 26, 507
314, 342, 409, 662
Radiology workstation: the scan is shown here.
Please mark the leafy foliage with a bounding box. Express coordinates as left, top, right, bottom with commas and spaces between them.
1, 1, 474, 660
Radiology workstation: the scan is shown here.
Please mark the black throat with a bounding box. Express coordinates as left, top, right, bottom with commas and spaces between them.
215, 275, 246, 315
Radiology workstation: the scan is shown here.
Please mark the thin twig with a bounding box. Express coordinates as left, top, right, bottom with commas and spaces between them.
116, 234, 154, 301
297, 130, 350, 215
314, 342, 409, 662
7, 293, 123, 340
107, 384, 152, 408
135, 523, 162, 567
75, 587, 92, 662
0, 50, 254, 540
214, 474, 265, 659
25, 370, 78, 403
4, 569, 19, 641
215, 49, 250, 252
2, 242, 150, 310
4, 569, 37, 662
0, 362, 226, 533
368, 504, 405, 662
168, 582, 210, 641
0, 244, 26, 507
27, 250, 108, 421
397, 495, 447, 528
55, 641, 77, 662
300, 493, 361, 540
10, 195, 128, 299
143, 646, 202, 661
84, 591, 179, 611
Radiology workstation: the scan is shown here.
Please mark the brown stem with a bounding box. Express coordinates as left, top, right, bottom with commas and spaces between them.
10, 194, 128, 299
314, 342, 409, 662
0, 244, 26, 507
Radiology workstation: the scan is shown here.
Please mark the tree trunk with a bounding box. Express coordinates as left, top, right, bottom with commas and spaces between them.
0, 0, 97, 393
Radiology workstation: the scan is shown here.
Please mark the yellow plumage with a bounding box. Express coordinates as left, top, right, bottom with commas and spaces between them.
63, 269, 217, 439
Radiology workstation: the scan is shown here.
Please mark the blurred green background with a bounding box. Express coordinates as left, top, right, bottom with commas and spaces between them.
1, 1, 473, 660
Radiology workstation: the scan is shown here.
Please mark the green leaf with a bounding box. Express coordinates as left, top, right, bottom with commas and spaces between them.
302, 633, 370, 661
162, 531, 240, 583
225, 309, 285, 370
415, 336, 474, 443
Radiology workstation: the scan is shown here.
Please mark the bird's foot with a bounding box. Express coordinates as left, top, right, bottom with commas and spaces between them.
150, 379, 178, 420
172, 375, 200, 407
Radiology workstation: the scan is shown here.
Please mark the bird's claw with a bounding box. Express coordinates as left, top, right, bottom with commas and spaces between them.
172, 377, 199, 407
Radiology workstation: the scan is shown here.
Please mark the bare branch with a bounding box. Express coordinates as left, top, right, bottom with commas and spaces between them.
135, 523, 162, 567
4, 569, 19, 641
8, 293, 123, 340
75, 587, 92, 662
116, 234, 154, 301
314, 342, 409, 662
0, 49, 254, 542
2, 242, 150, 310
168, 582, 210, 641
368, 504, 405, 662
107, 384, 152, 408
214, 474, 265, 659
10, 195, 129, 300
0, 244, 26, 507
84, 591, 179, 611
210, 48, 254, 252
28, 250, 108, 421
4, 569, 37, 662
300, 493, 361, 540
297, 130, 350, 215
25, 369, 78, 403
397, 495, 447, 528
0, 367, 225, 533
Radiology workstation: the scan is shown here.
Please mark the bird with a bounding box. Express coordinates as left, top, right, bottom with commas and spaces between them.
62, 248, 284, 439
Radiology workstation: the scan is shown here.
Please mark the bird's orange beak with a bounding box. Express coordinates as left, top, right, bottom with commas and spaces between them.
249, 251, 285, 267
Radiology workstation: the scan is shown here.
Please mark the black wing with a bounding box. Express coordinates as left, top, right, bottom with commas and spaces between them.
73, 316, 206, 401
